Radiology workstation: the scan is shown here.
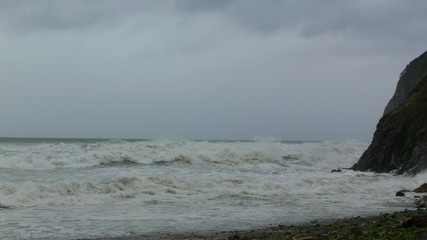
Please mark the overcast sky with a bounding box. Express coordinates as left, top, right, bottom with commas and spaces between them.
1, 0, 426, 141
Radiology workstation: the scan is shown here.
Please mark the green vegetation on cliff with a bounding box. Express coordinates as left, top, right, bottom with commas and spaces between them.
391, 74, 427, 115
352, 50, 427, 175
384, 50, 427, 115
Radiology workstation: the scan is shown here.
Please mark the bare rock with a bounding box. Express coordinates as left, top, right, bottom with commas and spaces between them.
402, 216, 427, 228
417, 196, 427, 208
352, 51, 427, 175
396, 191, 406, 197
415, 183, 427, 193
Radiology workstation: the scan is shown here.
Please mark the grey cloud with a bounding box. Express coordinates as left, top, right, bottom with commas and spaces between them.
174, 0, 295, 34
176, 0, 427, 42
174, 0, 233, 12
0, 1, 103, 31
0, 0, 158, 32
1, 0, 426, 140
299, 1, 427, 43
3, 0, 427, 44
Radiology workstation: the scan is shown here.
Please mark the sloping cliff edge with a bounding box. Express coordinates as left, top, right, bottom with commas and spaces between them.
384, 51, 427, 115
352, 51, 427, 175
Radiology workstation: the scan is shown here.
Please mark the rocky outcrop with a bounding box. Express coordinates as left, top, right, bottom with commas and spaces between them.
384, 51, 427, 115
415, 184, 427, 193
352, 51, 427, 175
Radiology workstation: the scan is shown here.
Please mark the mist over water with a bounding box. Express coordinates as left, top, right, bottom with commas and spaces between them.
0, 138, 423, 239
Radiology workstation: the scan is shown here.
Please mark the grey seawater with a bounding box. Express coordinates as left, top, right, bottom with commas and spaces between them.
0, 138, 422, 239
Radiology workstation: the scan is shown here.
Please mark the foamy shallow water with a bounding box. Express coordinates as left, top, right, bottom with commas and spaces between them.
0, 138, 424, 239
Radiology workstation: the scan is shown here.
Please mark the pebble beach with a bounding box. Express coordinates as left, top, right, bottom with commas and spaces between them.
73, 209, 427, 240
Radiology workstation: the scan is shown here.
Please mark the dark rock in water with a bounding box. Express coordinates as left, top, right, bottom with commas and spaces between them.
352, 51, 427, 175
282, 154, 299, 160
417, 196, 427, 208
415, 183, 427, 193
166, 189, 177, 194
396, 191, 406, 197
331, 169, 342, 173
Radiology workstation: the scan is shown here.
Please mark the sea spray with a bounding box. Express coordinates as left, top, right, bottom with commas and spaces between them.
0, 138, 420, 239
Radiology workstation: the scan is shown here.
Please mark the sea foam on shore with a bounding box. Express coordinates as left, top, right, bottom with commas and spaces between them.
0, 138, 424, 239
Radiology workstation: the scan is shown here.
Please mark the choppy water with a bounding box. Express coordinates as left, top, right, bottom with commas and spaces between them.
0, 138, 423, 239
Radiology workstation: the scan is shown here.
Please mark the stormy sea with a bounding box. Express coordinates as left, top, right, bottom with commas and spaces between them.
0, 138, 423, 239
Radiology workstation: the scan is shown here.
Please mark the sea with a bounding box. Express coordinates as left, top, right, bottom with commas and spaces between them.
0, 137, 424, 239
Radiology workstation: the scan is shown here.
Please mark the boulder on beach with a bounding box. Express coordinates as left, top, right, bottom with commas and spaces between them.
401, 216, 427, 228
352, 51, 427, 175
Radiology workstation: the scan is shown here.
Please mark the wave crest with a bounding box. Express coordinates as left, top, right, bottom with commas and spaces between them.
0, 177, 142, 208
0, 139, 368, 170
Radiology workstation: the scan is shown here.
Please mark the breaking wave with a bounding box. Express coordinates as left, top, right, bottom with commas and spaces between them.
1, 138, 424, 240
0, 177, 142, 208
0, 139, 368, 170
146, 171, 424, 200
1, 170, 422, 209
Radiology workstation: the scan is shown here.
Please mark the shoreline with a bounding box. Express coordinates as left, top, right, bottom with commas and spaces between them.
73, 208, 427, 240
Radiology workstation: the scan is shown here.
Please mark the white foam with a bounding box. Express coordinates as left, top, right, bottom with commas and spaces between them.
0, 177, 143, 207
0, 139, 367, 170
146, 170, 420, 199
0, 139, 424, 239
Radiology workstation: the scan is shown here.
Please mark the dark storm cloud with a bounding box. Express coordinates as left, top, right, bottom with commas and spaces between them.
0, 1, 102, 31
175, 0, 300, 34
176, 0, 427, 43
0, 0, 158, 32
0, 0, 426, 140
298, 1, 427, 42
175, 0, 233, 12
2, 0, 427, 43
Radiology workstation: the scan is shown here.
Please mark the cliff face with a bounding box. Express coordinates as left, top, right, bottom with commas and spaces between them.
352, 52, 427, 175
383, 51, 427, 115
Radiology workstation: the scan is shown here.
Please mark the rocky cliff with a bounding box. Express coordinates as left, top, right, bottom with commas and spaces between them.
352, 51, 427, 175
384, 51, 427, 115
